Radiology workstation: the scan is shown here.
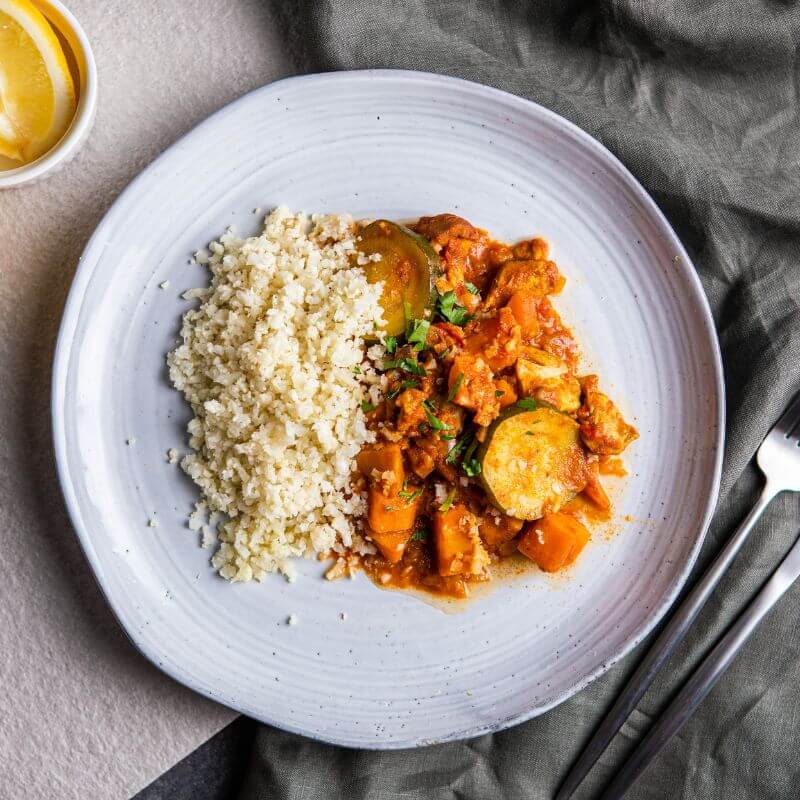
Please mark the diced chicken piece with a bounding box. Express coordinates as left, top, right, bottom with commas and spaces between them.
367, 529, 413, 564
414, 214, 484, 248
464, 307, 521, 372
428, 322, 465, 359
493, 377, 518, 408
396, 388, 429, 437
367, 485, 423, 533
577, 375, 639, 455
486, 242, 514, 267
484, 258, 565, 309
534, 298, 579, 367
512, 237, 549, 260
454, 281, 482, 312
448, 353, 501, 427
434, 504, 491, 578
515, 346, 581, 413
356, 444, 405, 493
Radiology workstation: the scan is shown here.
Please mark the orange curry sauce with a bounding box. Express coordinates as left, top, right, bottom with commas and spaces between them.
350, 214, 638, 599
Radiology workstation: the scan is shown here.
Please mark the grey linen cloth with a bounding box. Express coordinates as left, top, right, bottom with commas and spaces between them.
239, 2, 800, 798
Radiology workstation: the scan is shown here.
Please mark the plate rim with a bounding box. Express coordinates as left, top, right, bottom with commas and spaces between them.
51, 68, 725, 748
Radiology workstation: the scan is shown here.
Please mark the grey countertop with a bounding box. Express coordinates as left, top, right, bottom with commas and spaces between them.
0, 2, 294, 796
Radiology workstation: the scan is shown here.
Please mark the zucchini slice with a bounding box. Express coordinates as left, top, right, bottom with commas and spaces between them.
477, 401, 586, 519
357, 220, 440, 336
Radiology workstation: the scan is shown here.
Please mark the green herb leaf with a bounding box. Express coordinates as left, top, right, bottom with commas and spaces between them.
386, 378, 419, 401
463, 458, 482, 477
494, 389, 505, 398
462, 437, 479, 466
436, 291, 472, 327
411, 529, 428, 541
464, 282, 480, 295
515, 397, 539, 411
384, 335, 397, 354
382, 358, 427, 377
406, 318, 430, 351
352, 365, 362, 374
398, 487, 423, 503
438, 346, 452, 360
423, 400, 448, 431
447, 373, 464, 402
445, 430, 472, 465
439, 487, 457, 512
361, 399, 376, 413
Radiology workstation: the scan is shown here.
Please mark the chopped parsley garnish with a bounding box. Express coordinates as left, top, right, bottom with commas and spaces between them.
439, 487, 457, 511
422, 400, 448, 431
447, 373, 464, 402
464, 282, 480, 295
398, 487, 423, 503
438, 347, 452, 360
383, 357, 427, 377
406, 318, 430, 351
494, 389, 505, 397
515, 397, 539, 411
360, 399, 376, 413
352, 365, 362, 374
386, 378, 421, 400
411, 529, 428, 541
436, 290, 472, 326
462, 437, 479, 466
445, 429, 472, 465
384, 335, 397, 354
463, 459, 482, 477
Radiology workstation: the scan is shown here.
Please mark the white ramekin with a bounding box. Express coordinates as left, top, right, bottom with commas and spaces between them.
0, 0, 97, 189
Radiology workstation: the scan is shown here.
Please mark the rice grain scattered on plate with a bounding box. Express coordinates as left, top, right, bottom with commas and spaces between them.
167, 207, 384, 582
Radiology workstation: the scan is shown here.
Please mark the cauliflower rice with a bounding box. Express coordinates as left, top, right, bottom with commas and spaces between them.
167, 207, 385, 581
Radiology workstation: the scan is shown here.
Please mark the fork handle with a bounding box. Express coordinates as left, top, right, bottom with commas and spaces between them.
600, 520, 800, 799
555, 484, 776, 800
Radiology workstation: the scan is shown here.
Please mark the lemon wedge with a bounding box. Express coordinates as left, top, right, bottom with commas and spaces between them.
0, 0, 76, 164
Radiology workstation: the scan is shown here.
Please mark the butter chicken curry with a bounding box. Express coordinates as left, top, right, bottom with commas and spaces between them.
352, 214, 638, 599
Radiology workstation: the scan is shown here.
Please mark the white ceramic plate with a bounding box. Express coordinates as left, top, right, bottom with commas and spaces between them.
53, 70, 724, 748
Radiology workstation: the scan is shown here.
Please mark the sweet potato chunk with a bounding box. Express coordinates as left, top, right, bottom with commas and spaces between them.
478, 514, 524, 548
506, 290, 540, 337
448, 353, 501, 427
368, 529, 412, 564
434, 504, 490, 578
464, 307, 521, 372
368, 485, 423, 534
577, 375, 639, 455
582, 457, 611, 511
484, 259, 565, 309
356, 444, 404, 492
518, 513, 590, 572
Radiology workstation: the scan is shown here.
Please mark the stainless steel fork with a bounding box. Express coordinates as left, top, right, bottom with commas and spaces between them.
557, 392, 800, 800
